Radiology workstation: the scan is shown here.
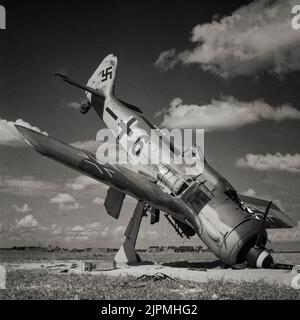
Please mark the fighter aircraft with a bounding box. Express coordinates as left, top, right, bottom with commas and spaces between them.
16, 54, 296, 269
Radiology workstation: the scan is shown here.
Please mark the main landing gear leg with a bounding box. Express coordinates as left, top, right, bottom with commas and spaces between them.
114, 201, 146, 266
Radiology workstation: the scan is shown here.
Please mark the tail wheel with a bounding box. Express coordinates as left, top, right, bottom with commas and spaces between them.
80, 103, 92, 114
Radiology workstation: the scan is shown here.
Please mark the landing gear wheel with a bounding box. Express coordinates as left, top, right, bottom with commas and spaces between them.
80, 104, 91, 114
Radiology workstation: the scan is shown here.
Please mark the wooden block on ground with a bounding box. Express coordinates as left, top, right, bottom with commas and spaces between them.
81, 260, 115, 271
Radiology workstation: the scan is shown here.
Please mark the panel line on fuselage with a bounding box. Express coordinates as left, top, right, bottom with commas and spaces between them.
105, 107, 118, 121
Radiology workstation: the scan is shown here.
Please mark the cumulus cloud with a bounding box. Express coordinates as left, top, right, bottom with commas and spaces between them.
155, 0, 300, 78
12, 203, 32, 213
0, 118, 47, 147
49, 193, 83, 212
15, 215, 39, 229
51, 222, 103, 242
157, 97, 300, 130
140, 230, 159, 239
100, 227, 110, 240
72, 225, 84, 232
49, 193, 76, 204
93, 197, 105, 205
1, 216, 162, 247
58, 203, 83, 212
236, 153, 300, 173
97, 226, 126, 240
155, 48, 177, 71
113, 225, 126, 236
65, 175, 100, 191
0, 175, 59, 197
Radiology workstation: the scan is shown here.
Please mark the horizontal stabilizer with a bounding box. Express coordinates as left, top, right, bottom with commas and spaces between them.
56, 73, 142, 114
238, 194, 296, 229
55, 73, 105, 99
105, 187, 126, 219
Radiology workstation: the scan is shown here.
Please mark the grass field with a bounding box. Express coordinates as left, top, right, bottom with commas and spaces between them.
0, 250, 299, 300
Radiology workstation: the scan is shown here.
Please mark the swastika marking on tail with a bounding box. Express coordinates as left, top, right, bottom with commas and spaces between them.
101, 67, 113, 82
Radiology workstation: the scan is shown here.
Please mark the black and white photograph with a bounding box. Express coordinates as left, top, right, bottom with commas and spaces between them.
0, 0, 300, 307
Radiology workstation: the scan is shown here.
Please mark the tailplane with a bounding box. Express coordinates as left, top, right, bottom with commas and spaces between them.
55, 54, 143, 114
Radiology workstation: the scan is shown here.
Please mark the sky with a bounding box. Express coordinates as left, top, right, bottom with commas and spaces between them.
0, 0, 300, 249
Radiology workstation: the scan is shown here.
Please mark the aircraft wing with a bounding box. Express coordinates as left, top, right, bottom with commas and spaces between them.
238, 194, 296, 229
15, 125, 194, 225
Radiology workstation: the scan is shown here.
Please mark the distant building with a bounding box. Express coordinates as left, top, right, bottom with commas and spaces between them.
106, 248, 118, 253
25, 246, 42, 251
145, 245, 204, 253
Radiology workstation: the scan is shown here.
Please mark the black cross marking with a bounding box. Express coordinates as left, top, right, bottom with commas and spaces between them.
84, 160, 115, 178
117, 117, 137, 141
101, 66, 113, 82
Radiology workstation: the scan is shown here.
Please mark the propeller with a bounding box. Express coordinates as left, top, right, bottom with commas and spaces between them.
246, 201, 274, 268
255, 200, 272, 248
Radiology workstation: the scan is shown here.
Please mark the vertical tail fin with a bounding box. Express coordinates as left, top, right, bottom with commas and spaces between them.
87, 54, 117, 99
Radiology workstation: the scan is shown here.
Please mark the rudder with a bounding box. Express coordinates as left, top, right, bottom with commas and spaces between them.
87, 54, 117, 99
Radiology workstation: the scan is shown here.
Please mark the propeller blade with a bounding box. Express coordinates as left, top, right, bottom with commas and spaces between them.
255, 201, 272, 248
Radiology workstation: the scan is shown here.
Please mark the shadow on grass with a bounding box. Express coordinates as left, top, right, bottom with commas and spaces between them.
162, 260, 224, 270
126, 261, 155, 266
